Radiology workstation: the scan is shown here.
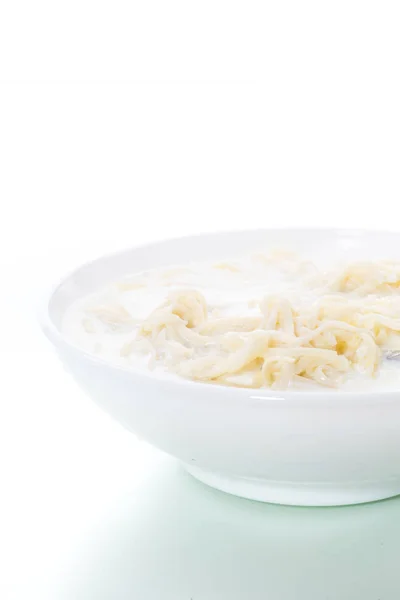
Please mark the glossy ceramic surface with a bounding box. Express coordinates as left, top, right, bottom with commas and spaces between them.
40, 229, 400, 506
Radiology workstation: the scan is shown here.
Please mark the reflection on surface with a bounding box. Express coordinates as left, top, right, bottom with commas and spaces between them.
59, 460, 400, 600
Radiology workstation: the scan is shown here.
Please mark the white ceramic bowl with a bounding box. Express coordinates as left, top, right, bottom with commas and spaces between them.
41, 229, 400, 506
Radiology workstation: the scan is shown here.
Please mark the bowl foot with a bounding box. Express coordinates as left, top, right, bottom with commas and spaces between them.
184, 464, 400, 506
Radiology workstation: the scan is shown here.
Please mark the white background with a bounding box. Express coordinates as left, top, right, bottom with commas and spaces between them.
2, 1, 400, 598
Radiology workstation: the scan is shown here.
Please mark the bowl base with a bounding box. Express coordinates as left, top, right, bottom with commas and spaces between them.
184, 464, 400, 507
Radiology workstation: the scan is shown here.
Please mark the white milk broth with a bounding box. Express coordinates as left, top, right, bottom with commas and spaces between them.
62, 253, 400, 392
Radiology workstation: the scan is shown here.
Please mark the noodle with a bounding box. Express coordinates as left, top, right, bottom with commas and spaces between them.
74, 256, 400, 390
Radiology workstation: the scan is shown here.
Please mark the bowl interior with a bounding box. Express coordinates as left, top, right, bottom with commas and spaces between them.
48, 228, 400, 331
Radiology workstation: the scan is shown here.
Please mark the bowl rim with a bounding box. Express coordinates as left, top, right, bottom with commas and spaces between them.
39, 226, 400, 402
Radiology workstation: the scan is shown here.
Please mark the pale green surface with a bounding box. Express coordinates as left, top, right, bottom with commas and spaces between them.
52, 460, 400, 600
